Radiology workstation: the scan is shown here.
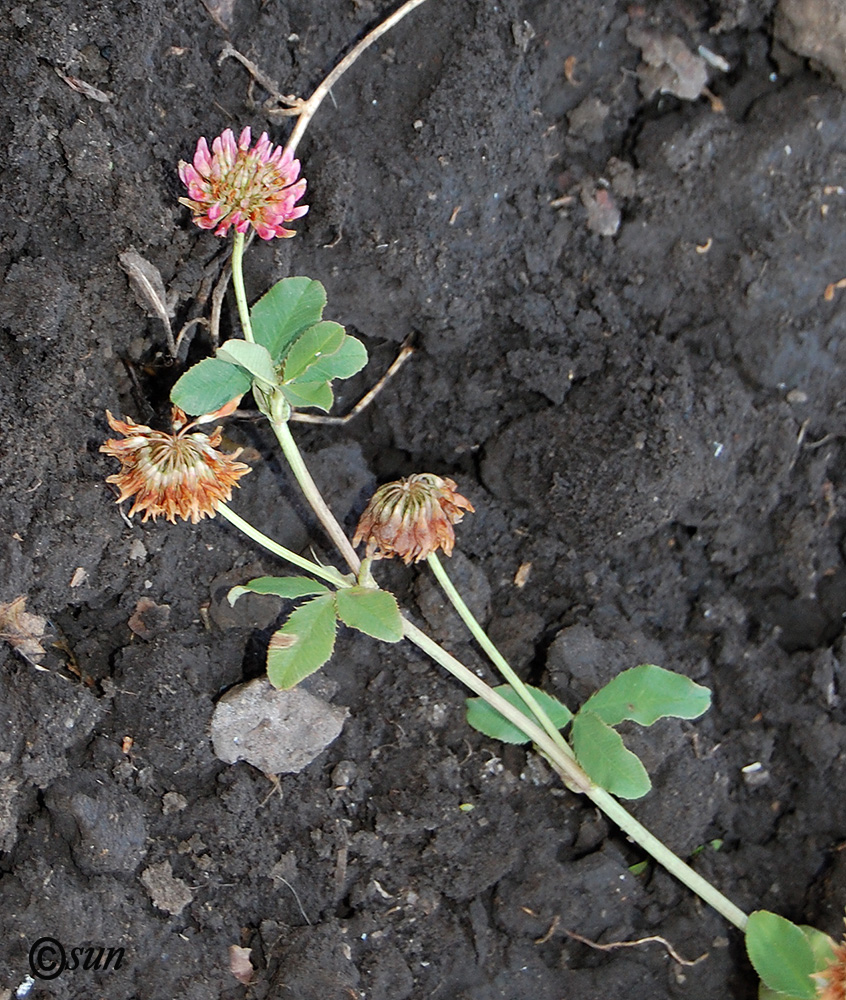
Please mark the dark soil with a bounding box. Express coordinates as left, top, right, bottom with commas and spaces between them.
3, 0, 846, 997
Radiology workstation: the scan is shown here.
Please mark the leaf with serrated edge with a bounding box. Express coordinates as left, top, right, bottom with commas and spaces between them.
228, 576, 330, 606
745, 912, 817, 1000
171, 358, 252, 416
250, 277, 327, 362
294, 336, 368, 382
281, 380, 334, 412
571, 709, 651, 799
217, 340, 278, 387
267, 594, 337, 689
335, 588, 403, 642
465, 685, 573, 745
581, 664, 711, 728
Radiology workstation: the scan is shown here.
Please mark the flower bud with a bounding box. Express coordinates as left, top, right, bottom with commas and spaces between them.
353, 474, 474, 564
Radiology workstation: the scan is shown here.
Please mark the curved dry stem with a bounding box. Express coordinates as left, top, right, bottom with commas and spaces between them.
285, 0, 430, 156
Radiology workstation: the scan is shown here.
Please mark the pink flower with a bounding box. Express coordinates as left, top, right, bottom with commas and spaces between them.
178, 127, 308, 240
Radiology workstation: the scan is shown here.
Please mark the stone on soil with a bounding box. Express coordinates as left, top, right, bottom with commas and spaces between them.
210, 677, 347, 774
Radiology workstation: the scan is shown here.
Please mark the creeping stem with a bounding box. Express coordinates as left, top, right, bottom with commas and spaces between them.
270, 419, 362, 574
218, 500, 749, 933
426, 552, 750, 933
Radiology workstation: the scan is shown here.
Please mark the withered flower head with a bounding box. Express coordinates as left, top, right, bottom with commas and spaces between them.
353, 473, 474, 565
178, 126, 308, 240
815, 916, 846, 1000
100, 407, 251, 524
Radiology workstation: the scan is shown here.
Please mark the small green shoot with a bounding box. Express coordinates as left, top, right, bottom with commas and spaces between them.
171, 276, 366, 418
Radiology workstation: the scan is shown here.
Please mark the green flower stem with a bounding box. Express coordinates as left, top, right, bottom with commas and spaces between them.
216, 503, 343, 587
230, 231, 255, 344
427, 552, 574, 756
270, 418, 362, 574
424, 553, 750, 933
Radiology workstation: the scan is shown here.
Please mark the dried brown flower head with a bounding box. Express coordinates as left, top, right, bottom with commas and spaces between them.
100, 407, 251, 524
353, 473, 474, 565
815, 918, 846, 1000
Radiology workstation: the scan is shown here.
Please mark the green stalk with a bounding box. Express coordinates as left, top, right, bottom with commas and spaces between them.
402, 618, 591, 792
216, 503, 343, 588
228, 229, 359, 573
230, 231, 255, 343
427, 552, 574, 756
270, 418, 362, 574
589, 785, 748, 931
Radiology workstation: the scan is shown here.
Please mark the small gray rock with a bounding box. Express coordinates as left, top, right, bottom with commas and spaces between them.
140, 859, 193, 916
210, 678, 348, 774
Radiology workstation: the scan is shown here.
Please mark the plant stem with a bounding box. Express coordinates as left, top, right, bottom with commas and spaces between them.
230, 231, 255, 343
402, 618, 591, 791
218, 500, 749, 933
285, 0, 430, 157
588, 785, 749, 932
427, 552, 574, 755
402, 615, 749, 933
216, 503, 343, 587
270, 420, 362, 574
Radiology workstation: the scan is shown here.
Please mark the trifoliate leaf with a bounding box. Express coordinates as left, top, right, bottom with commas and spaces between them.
266, 594, 337, 689
216, 340, 279, 388
745, 912, 817, 1000
581, 664, 711, 727
465, 685, 573, 745
282, 322, 345, 381
571, 709, 651, 799
335, 587, 403, 642
250, 277, 327, 362
227, 576, 330, 606
171, 357, 252, 416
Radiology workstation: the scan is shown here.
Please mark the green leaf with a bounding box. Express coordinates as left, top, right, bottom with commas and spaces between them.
216, 340, 279, 387
280, 380, 334, 412
283, 321, 346, 381
170, 357, 252, 416
295, 335, 368, 382
581, 664, 711, 727
227, 576, 330, 606
465, 685, 573, 745
266, 594, 337, 689
335, 587, 403, 642
571, 709, 651, 799
746, 912, 817, 999
250, 277, 327, 362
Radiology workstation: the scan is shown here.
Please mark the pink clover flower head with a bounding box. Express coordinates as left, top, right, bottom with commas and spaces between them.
178, 126, 308, 240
